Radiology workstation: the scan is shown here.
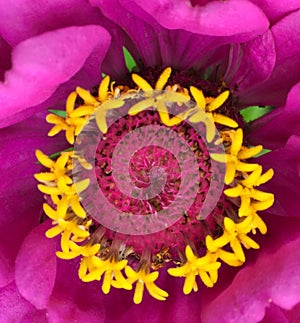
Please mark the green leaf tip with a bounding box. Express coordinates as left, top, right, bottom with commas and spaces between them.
123, 47, 138, 73
48, 109, 67, 118
240, 105, 274, 123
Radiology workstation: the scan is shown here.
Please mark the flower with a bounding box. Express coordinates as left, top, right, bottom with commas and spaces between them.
1, 1, 300, 322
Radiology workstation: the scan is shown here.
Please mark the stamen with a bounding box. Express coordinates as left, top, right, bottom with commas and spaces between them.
211, 128, 261, 184
190, 86, 206, 109
132, 73, 153, 91
206, 236, 243, 267
222, 217, 260, 262
168, 245, 221, 294
207, 91, 230, 112
66, 91, 77, 114
82, 255, 130, 294
155, 67, 172, 90
95, 99, 124, 133
98, 75, 110, 102
128, 98, 156, 115
189, 86, 237, 142
123, 266, 168, 304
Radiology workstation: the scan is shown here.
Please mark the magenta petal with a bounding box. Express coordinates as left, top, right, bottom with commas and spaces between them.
91, 0, 162, 67
93, 0, 231, 70
90, 10, 132, 79
0, 36, 12, 82
202, 215, 300, 309
0, 25, 111, 127
0, 112, 66, 228
227, 30, 276, 97
202, 236, 300, 323
0, 113, 65, 287
0, 214, 39, 289
47, 257, 202, 323
248, 82, 300, 149
255, 136, 300, 217
261, 304, 289, 323
133, 0, 269, 38
284, 302, 300, 322
15, 222, 57, 309
21, 310, 48, 323
47, 259, 106, 323
116, 0, 228, 70
96, 265, 203, 323
250, 0, 300, 24
0, 0, 103, 46
0, 282, 35, 322
242, 9, 300, 106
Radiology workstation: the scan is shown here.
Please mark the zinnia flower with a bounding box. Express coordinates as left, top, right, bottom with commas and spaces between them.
1, 1, 300, 322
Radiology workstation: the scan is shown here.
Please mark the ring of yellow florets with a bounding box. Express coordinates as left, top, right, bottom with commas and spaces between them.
35, 67, 274, 304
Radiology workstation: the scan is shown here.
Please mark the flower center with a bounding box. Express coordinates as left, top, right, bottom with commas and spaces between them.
96, 115, 185, 215
34, 67, 275, 304
92, 108, 226, 255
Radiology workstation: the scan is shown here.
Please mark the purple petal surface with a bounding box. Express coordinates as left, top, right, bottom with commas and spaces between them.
260, 303, 290, 323
21, 310, 48, 323
200, 214, 300, 315
284, 303, 300, 322
91, 0, 162, 67
0, 113, 65, 287
250, 0, 300, 24
0, 282, 35, 322
248, 81, 300, 149
0, 25, 111, 127
132, 0, 269, 39
0, 36, 12, 82
15, 222, 57, 309
226, 30, 276, 98
47, 257, 203, 323
255, 136, 300, 217
0, 0, 103, 46
47, 259, 106, 323
93, 0, 269, 72
202, 236, 300, 323
242, 9, 300, 106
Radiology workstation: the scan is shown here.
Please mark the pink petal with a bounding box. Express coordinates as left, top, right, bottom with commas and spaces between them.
116, 0, 226, 70
15, 222, 57, 309
93, 0, 263, 71
47, 257, 203, 323
0, 25, 111, 127
242, 9, 300, 106
132, 0, 269, 39
248, 81, 300, 150
21, 310, 48, 323
0, 113, 64, 287
202, 236, 300, 323
227, 30, 276, 96
260, 304, 290, 323
47, 259, 106, 323
46, 216, 300, 322
101, 272, 203, 322
255, 136, 300, 217
0, 215, 39, 288
284, 302, 300, 322
91, 0, 162, 67
0, 282, 35, 322
250, 0, 300, 24
97, 13, 131, 79
0, 112, 65, 228
0, 35, 11, 82
201, 215, 300, 308
0, 0, 103, 46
